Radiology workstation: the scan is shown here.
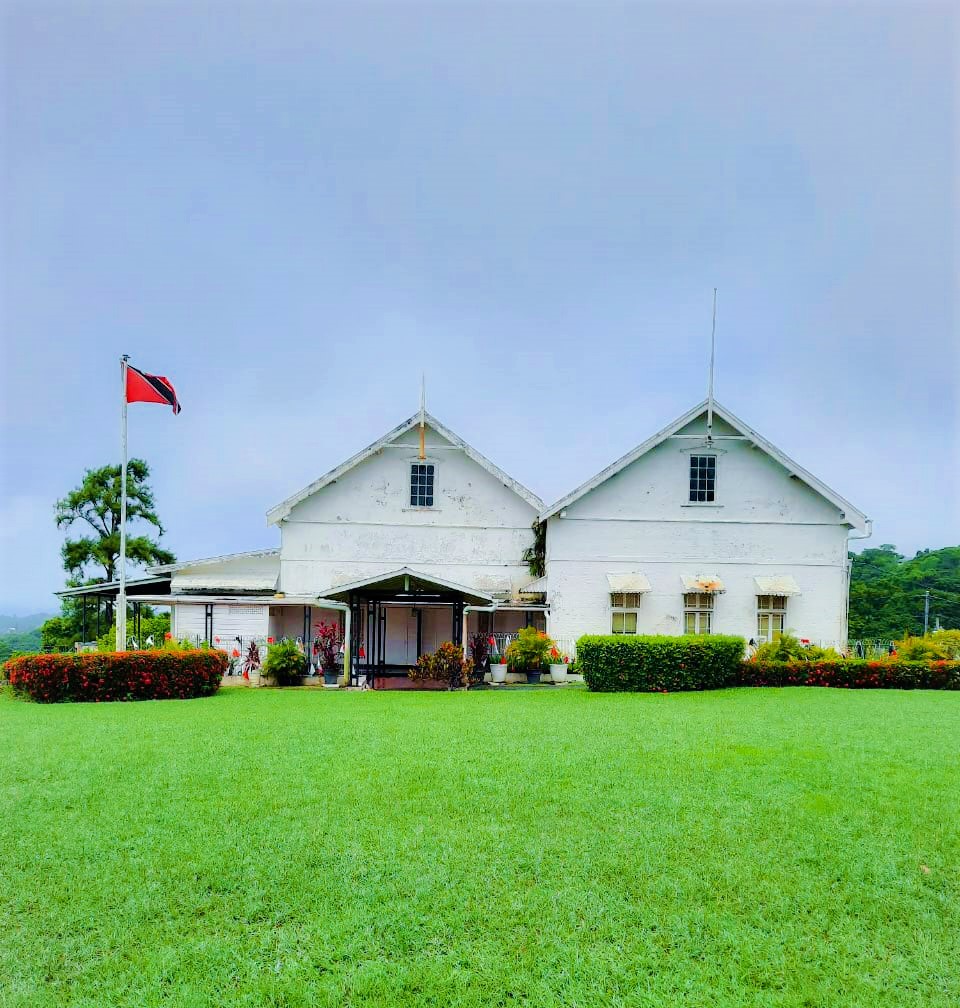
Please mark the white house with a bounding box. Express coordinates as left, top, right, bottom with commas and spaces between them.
65, 397, 869, 684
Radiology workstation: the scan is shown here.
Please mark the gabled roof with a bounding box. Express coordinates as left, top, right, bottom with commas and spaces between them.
539, 398, 869, 532
318, 566, 495, 606
266, 411, 543, 524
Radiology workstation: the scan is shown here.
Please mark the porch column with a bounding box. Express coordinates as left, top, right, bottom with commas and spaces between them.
341, 606, 351, 687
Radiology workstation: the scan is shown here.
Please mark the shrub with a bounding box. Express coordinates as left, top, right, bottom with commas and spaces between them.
753, 633, 840, 662
578, 635, 745, 692
409, 642, 472, 689
893, 632, 960, 661
736, 658, 960, 690
3, 649, 226, 703
505, 627, 555, 674
261, 639, 308, 685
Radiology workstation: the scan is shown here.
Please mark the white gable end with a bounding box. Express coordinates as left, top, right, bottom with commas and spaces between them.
542, 399, 867, 532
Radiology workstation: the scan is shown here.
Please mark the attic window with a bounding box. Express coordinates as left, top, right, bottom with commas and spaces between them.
689, 455, 716, 502
410, 463, 435, 507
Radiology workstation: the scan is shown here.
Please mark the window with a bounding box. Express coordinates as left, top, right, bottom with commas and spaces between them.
757, 595, 786, 641
611, 591, 642, 634
409, 463, 435, 507
689, 455, 716, 502
683, 592, 713, 634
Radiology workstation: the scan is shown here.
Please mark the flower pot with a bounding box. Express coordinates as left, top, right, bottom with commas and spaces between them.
323, 669, 339, 688
525, 669, 542, 685
491, 663, 508, 684
549, 663, 569, 684
247, 672, 261, 687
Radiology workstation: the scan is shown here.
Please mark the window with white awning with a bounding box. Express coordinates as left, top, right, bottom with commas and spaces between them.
606, 574, 650, 633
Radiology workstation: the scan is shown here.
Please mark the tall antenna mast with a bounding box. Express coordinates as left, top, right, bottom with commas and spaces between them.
418, 372, 426, 459
706, 287, 717, 441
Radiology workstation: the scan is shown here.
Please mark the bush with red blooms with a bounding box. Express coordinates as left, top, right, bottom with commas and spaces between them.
735, 658, 960, 690
3, 649, 226, 703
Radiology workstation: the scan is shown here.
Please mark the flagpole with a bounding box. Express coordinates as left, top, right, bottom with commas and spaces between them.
117, 354, 129, 650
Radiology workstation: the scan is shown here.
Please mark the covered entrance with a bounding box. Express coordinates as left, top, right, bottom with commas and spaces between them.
320, 567, 495, 687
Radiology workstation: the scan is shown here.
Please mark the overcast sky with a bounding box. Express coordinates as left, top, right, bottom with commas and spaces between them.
1, 1, 957, 614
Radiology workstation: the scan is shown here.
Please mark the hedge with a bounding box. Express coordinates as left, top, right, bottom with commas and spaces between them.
3, 649, 227, 703
578, 635, 745, 692
735, 659, 960, 690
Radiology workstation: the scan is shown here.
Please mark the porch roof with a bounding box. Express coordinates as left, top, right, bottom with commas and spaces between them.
319, 567, 495, 606
56, 575, 171, 599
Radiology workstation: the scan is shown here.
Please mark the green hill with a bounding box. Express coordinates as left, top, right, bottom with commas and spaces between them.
849, 544, 960, 639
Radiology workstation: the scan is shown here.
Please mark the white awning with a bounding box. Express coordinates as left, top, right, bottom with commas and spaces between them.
519, 576, 548, 594
680, 575, 726, 593
754, 575, 801, 596
606, 572, 652, 593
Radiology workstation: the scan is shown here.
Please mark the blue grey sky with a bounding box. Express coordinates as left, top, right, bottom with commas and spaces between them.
1, 1, 957, 613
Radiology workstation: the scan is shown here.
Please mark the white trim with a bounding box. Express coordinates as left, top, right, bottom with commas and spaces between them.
266, 411, 543, 524
149, 549, 280, 574
538, 398, 868, 532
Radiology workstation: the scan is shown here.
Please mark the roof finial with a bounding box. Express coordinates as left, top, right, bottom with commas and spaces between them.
706, 288, 717, 441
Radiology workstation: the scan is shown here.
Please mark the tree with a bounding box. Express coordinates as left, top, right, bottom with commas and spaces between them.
848, 544, 960, 638
41, 460, 176, 651
55, 459, 175, 582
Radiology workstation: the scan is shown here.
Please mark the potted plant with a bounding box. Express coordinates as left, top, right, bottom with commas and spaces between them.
261, 638, 307, 686
489, 636, 508, 684
241, 640, 262, 686
505, 627, 554, 684
313, 620, 344, 687
468, 633, 490, 687
548, 646, 570, 684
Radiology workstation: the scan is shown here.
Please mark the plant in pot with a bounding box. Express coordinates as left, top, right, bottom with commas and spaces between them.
505, 627, 554, 684
313, 620, 344, 687
241, 640, 262, 685
548, 646, 570, 684
468, 633, 490, 687
488, 636, 508, 684
261, 638, 308, 686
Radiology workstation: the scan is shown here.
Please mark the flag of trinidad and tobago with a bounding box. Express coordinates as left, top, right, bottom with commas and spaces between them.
126, 364, 181, 414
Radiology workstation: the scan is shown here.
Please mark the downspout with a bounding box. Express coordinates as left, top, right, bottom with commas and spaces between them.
844, 519, 873, 647
314, 596, 351, 686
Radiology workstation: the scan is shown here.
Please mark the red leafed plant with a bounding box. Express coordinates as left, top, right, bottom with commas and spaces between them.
312, 621, 344, 673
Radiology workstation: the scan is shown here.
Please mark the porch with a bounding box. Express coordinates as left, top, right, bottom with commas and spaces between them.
318, 567, 546, 687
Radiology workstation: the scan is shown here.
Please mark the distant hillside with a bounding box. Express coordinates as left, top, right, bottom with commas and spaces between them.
0, 627, 43, 662
0, 613, 54, 633
849, 545, 960, 639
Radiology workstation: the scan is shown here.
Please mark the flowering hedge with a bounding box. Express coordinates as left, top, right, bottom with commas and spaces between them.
735, 659, 960, 690
3, 649, 227, 703
578, 635, 745, 692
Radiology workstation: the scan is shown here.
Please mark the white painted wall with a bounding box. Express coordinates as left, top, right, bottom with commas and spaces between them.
277, 422, 537, 597
545, 412, 856, 645
171, 603, 268, 646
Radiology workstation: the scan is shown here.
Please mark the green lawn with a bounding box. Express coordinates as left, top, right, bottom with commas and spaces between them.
2, 686, 958, 1008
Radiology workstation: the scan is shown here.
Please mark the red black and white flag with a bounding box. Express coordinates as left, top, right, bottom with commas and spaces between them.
126, 364, 181, 414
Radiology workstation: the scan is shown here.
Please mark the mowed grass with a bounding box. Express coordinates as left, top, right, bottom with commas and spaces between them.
1, 687, 958, 1008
